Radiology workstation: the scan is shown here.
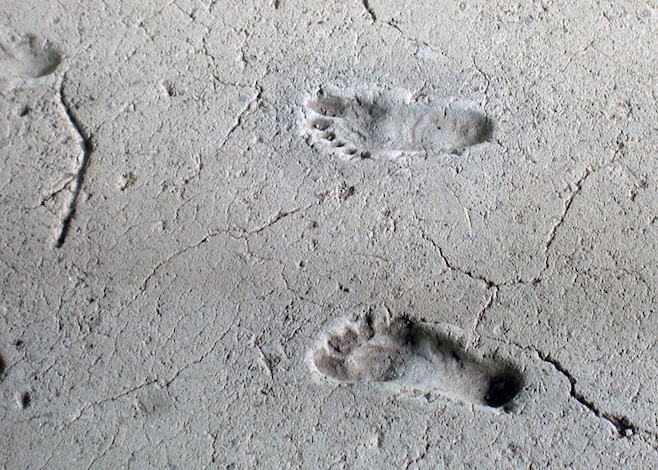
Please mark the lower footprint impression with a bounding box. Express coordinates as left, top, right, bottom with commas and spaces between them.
302, 87, 493, 160
310, 312, 522, 408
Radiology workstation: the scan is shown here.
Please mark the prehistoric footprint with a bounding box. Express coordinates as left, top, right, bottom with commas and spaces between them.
310, 312, 522, 408
302, 87, 493, 160
0, 29, 61, 80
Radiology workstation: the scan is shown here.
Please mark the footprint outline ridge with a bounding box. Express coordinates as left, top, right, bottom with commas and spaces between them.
310, 311, 522, 409
302, 86, 493, 160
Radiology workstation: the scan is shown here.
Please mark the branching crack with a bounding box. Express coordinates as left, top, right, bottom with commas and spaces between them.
61, 378, 157, 430
534, 347, 637, 439
413, 136, 628, 287
55, 74, 93, 248
543, 169, 589, 254
140, 228, 228, 293
419, 227, 497, 288
217, 82, 263, 150
537, 137, 626, 280
163, 334, 226, 387
466, 286, 498, 351
137, 201, 314, 296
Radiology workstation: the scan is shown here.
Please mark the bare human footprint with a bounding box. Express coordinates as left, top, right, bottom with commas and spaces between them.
310, 311, 522, 408
0, 29, 61, 81
302, 87, 493, 160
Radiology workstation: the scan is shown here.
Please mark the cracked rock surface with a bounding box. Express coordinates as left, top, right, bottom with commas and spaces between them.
1, 0, 658, 467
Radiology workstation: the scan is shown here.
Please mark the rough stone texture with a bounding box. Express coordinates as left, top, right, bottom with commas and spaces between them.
1, 0, 657, 467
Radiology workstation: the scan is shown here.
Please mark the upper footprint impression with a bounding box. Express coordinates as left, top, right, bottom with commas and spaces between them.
302, 87, 493, 160
0, 30, 61, 80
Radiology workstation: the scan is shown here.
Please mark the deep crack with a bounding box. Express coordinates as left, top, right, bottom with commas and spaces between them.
55, 74, 93, 248
536, 349, 637, 439
362, 0, 377, 21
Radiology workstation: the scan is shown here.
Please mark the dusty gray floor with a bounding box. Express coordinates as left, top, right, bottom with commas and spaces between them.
1, 0, 658, 468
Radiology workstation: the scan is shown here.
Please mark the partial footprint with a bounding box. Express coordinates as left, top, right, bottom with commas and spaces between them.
0, 29, 61, 80
310, 312, 521, 408
302, 87, 493, 160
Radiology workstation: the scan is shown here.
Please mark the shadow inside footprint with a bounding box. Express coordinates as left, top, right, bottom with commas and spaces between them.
484, 370, 523, 408
311, 313, 523, 409
441, 107, 494, 150
307, 96, 346, 117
